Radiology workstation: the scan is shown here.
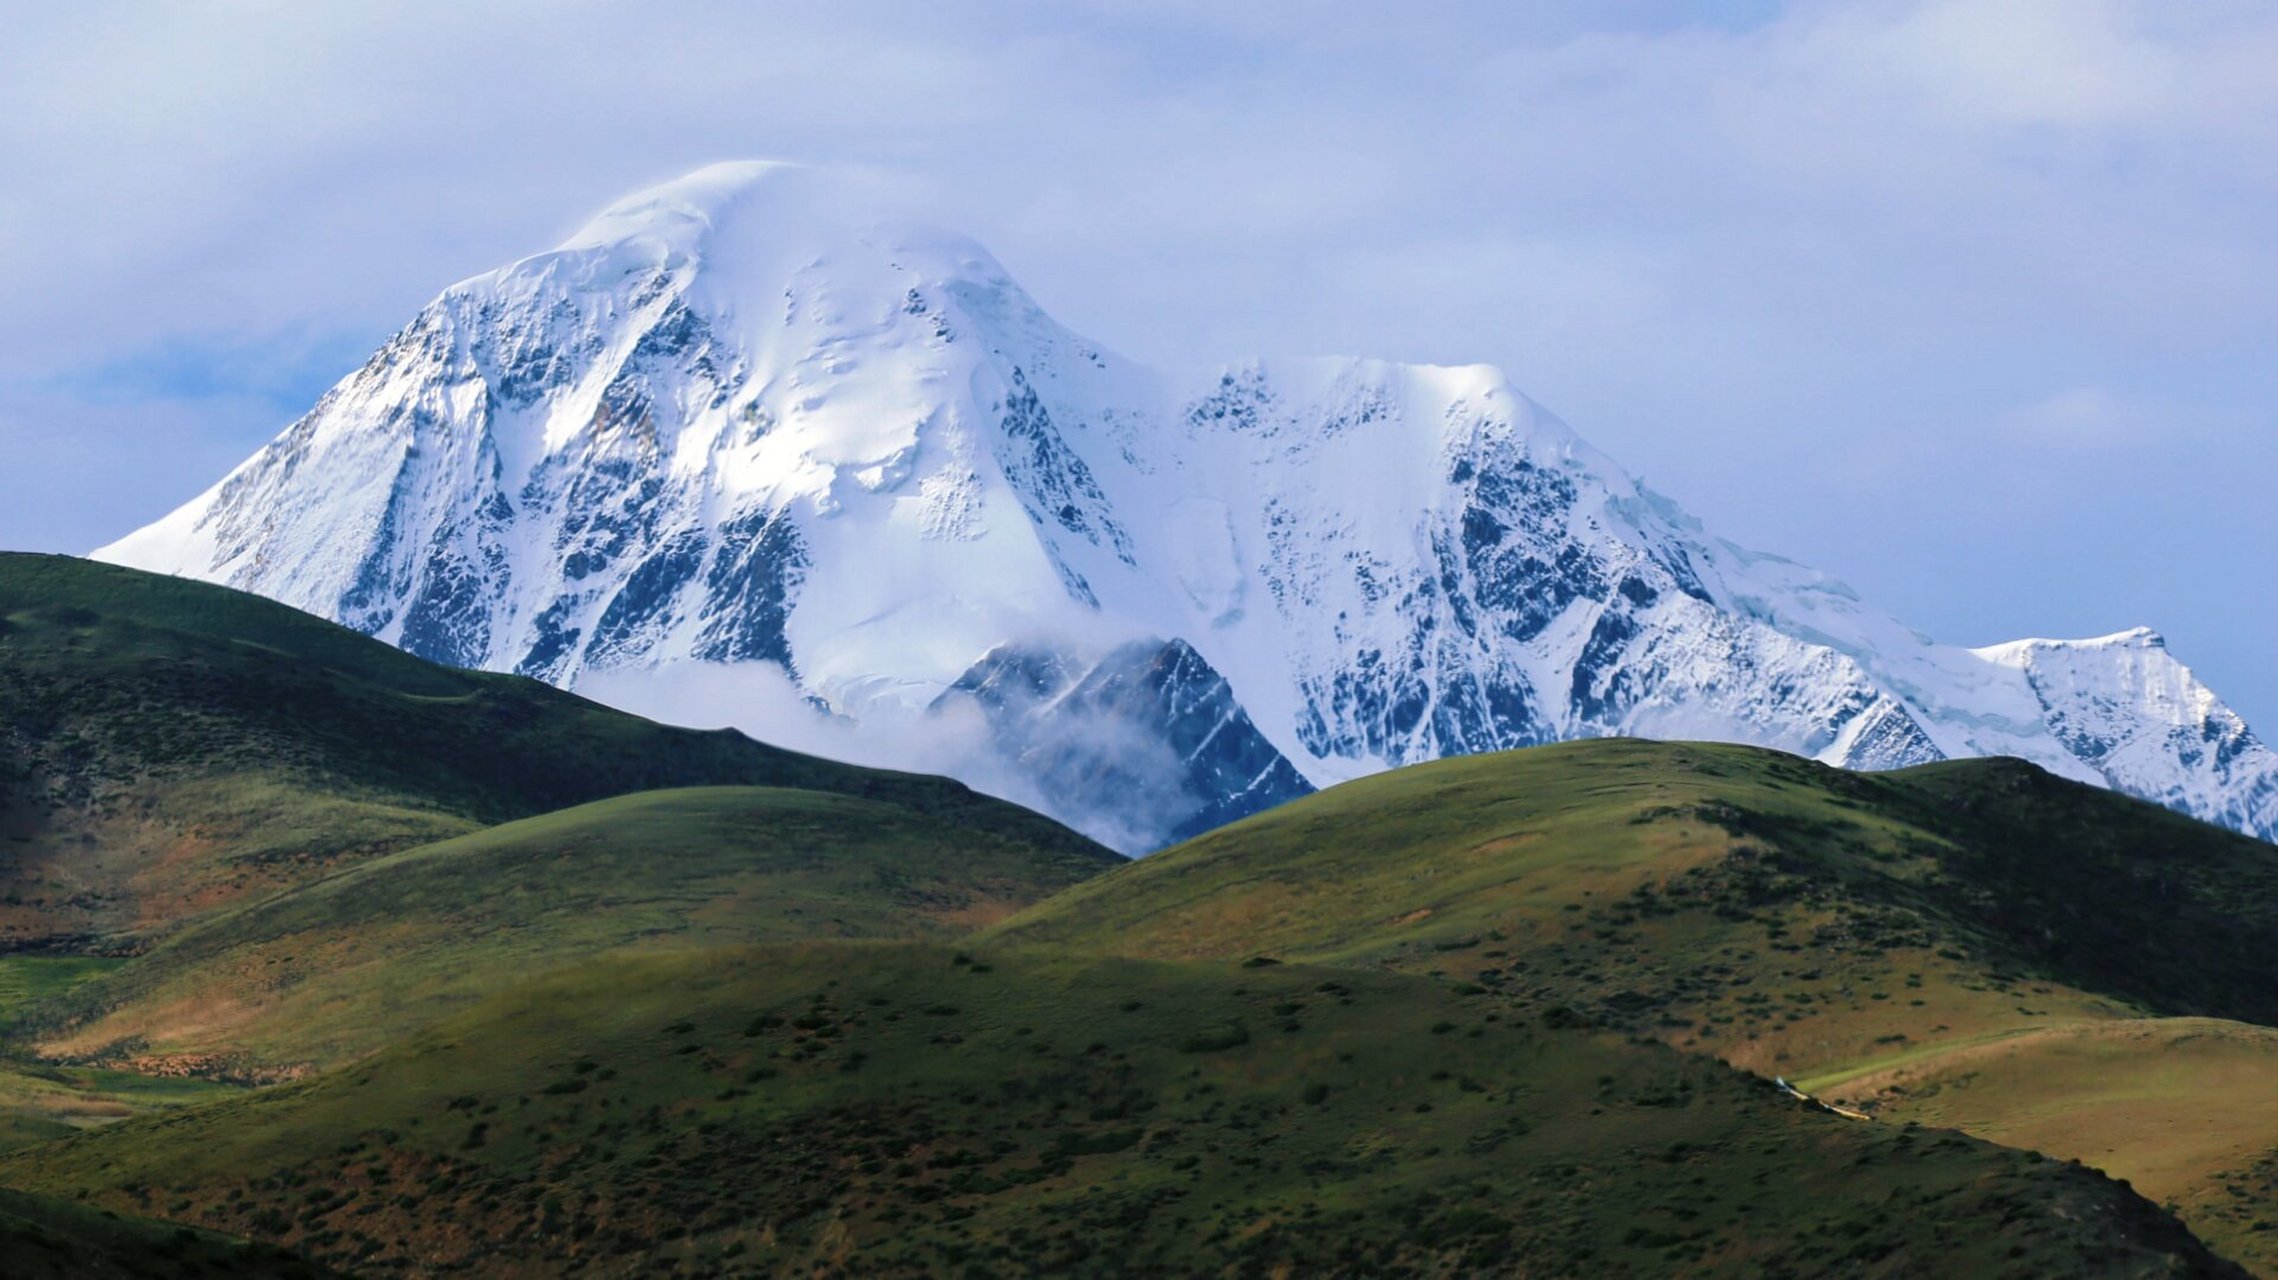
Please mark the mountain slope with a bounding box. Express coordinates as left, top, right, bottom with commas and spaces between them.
990, 739, 2278, 1042
0, 943, 2244, 1278
0, 1185, 332, 1279
1805, 1017, 2278, 1277
29, 786, 1117, 1075
0, 552, 1111, 946
987, 737, 2278, 1273
92, 161, 2278, 850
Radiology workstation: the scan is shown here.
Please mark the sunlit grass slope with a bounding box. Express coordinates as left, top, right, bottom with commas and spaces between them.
0, 955, 243, 1149
0, 943, 2242, 1278
0, 1059, 240, 1154
1811, 1017, 2278, 1276
34, 786, 1118, 1074
0, 954, 121, 1037
988, 738, 2278, 1070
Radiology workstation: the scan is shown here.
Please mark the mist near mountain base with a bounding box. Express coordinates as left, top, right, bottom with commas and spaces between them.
579, 660, 1177, 854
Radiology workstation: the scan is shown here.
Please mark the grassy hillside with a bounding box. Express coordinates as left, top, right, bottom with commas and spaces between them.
0, 943, 2241, 1278
987, 739, 2278, 1063
0, 556, 2267, 1274
0, 953, 246, 1149
0, 953, 120, 1037
1808, 1017, 2278, 1276
987, 737, 2278, 1273
31, 787, 1117, 1075
1875, 756, 2278, 1022
0, 1058, 239, 1153
0, 1183, 330, 1278
0, 552, 1109, 947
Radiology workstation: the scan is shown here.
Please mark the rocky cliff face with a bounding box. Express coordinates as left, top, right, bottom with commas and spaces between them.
96, 162, 2278, 850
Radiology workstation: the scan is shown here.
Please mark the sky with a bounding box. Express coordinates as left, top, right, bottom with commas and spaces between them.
2, 0, 2273, 727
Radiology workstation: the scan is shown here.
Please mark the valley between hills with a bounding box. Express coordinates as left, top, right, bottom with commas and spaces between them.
3, 549, 2276, 1277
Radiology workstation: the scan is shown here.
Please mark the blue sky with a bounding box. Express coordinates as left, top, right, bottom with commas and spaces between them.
1, 0, 2273, 727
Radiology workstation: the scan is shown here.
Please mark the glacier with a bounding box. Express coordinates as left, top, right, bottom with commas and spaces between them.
95, 161, 2278, 851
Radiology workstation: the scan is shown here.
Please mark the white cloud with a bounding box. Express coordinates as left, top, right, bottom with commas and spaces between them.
2000, 386, 2149, 446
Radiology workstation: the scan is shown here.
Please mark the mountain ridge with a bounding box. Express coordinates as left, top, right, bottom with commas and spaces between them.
92, 161, 2278, 850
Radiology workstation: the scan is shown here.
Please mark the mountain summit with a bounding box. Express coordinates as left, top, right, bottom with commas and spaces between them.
95, 162, 2278, 849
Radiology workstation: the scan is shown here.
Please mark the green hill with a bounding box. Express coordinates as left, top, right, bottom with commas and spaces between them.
0, 558, 2269, 1274
0, 552, 1108, 948
32, 787, 1117, 1075
986, 737, 2278, 1272
0, 943, 2241, 1278
1804, 1017, 2278, 1276
987, 739, 2278, 1055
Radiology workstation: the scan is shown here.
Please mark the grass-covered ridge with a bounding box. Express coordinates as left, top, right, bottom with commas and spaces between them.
989, 738, 2278, 1036
988, 736, 2278, 1273
33, 786, 1117, 1074
0, 943, 2242, 1278
0, 552, 1109, 948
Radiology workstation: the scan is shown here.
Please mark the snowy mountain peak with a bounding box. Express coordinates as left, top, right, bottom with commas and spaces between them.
1967, 626, 2275, 838
1976, 626, 2166, 656
94, 163, 2278, 850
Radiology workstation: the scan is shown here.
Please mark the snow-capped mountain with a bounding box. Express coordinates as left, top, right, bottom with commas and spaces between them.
95, 162, 2278, 850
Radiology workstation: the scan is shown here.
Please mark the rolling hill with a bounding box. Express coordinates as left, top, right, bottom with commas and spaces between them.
0, 943, 2242, 1278
0, 552, 1110, 949
29, 786, 1116, 1076
986, 736, 2278, 1271
0, 554, 2270, 1274
987, 739, 2278, 1040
